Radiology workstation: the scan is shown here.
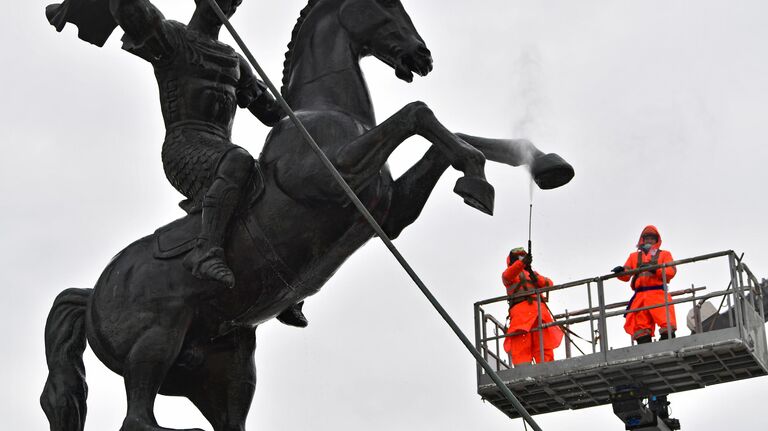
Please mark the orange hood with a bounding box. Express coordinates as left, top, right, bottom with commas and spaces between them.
506, 247, 527, 266
636, 225, 662, 251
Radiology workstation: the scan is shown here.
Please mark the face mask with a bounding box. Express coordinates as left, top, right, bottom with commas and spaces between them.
640, 243, 652, 252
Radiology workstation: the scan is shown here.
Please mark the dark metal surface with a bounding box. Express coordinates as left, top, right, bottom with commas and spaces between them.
40, 1, 574, 430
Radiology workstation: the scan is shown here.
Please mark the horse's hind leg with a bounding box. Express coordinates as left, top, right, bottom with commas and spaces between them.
120, 309, 202, 431
336, 101, 494, 214
182, 328, 257, 431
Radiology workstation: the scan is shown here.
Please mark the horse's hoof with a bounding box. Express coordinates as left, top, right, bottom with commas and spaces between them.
454, 176, 495, 215
529, 153, 575, 190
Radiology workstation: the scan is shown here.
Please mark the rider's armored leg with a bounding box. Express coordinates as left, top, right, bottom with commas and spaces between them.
184, 148, 253, 288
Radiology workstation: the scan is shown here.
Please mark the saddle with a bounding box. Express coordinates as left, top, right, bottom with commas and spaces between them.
153, 162, 266, 259
151, 162, 309, 329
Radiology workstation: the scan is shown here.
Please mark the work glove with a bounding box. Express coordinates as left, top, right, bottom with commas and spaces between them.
522, 253, 533, 267
611, 266, 625, 274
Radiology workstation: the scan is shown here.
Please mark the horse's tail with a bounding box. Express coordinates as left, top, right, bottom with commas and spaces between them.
40, 288, 92, 431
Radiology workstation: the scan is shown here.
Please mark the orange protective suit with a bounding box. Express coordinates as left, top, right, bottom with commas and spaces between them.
618, 225, 678, 340
502, 256, 563, 365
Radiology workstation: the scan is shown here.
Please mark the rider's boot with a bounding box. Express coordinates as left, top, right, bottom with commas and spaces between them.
183, 177, 240, 288
277, 301, 309, 328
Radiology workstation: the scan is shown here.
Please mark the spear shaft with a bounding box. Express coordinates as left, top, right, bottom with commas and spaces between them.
204, 1, 543, 429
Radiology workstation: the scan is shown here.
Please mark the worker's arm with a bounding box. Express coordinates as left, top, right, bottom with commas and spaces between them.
616, 254, 635, 282
534, 273, 553, 288
502, 260, 525, 286
656, 251, 677, 282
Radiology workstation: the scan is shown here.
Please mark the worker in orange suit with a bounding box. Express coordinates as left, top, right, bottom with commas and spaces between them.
612, 225, 678, 344
502, 247, 564, 366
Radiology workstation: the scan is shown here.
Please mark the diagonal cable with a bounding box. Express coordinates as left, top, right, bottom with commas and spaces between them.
205, 1, 543, 429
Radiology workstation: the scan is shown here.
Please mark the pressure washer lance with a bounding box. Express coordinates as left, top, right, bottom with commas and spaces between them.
524, 200, 587, 355
526, 202, 542, 296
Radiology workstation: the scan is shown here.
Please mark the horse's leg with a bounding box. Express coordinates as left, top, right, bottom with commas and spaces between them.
455, 134, 542, 166
120, 308, 202, 431
455, 133, 575, 190
184, 328, 256, 431
382, 146, 451, 238
336, 101, 494, 215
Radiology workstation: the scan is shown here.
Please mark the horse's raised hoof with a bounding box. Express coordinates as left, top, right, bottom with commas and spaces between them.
529, 153, 575, 190
454, 176, 495, 216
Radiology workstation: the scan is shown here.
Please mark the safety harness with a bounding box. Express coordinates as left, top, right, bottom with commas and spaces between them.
631, 250, 660, 290
625, 250, 665, 316
507, 271, 546, 307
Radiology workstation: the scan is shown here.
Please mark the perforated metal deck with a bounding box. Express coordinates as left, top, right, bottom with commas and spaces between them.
478, 309, 768, 419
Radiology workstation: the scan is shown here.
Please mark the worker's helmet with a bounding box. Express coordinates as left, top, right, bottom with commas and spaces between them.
507, 247, 527, 266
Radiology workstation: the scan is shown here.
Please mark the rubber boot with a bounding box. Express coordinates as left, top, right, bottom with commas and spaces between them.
635, 335, 652, 344
659, 330, 676, 340
183, 177, 240, 288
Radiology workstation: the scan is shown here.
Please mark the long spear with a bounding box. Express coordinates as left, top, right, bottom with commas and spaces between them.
204, 1, 543, 429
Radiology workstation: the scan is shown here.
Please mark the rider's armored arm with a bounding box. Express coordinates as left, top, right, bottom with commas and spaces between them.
237, 56, 285, 127
109, 0, 171, 59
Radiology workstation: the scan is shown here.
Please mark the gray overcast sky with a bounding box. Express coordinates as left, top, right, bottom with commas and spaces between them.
2, 1, 767, 430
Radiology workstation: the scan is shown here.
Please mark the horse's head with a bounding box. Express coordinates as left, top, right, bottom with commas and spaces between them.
339, 0, 433, 82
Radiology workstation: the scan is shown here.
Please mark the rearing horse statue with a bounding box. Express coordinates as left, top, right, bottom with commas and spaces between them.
41, 1, 574, 430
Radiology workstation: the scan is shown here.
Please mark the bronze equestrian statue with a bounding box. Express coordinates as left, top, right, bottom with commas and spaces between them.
41, 1, 575, 431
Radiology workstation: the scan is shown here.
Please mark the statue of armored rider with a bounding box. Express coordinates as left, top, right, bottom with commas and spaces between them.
46, 0, 309, 325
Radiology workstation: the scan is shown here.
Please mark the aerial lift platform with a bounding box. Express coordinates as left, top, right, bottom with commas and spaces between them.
474, 251, 767, 430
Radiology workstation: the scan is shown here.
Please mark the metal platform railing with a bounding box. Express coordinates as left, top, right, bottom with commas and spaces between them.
473, 250, 767, 419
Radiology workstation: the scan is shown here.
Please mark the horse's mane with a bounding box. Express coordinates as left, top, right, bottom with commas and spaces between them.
281, 0, 322, 96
